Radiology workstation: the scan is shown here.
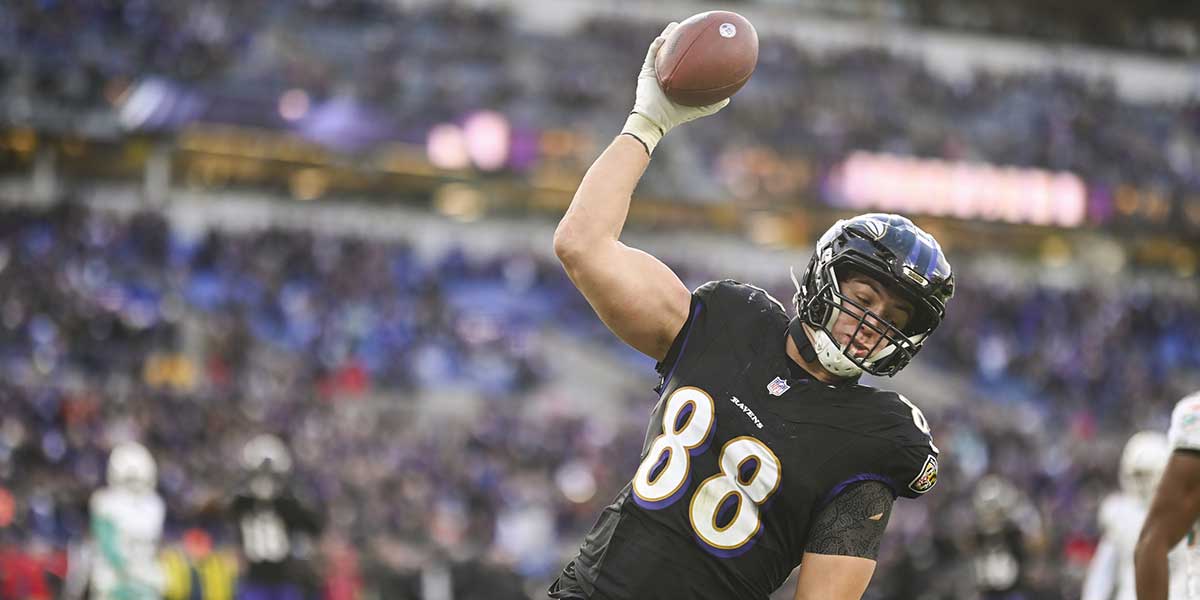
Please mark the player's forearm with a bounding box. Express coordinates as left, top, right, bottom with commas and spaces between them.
553, 135, 650, 259
794, 553, 875, 600
1133, 534, 1170, 600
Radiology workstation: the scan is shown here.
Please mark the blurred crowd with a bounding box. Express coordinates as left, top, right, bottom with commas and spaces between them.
763, 0, 1200, 57
2, 2, 1198, 232
0, 202, 638, 599
930, 278, 1200, 429
0, 202, 1196, 598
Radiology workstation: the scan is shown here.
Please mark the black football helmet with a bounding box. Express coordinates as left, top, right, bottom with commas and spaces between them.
793, 213, 954, 377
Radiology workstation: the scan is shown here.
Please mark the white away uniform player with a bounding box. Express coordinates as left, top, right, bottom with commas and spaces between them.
1135, 391, 1200, 599
89, 441, 166, 599
1082, 431, 1183, 599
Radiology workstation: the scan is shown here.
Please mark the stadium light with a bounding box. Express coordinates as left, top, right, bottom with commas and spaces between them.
463, 110, 511, 171
278, 89, 311, 122
427, 123, 471, 170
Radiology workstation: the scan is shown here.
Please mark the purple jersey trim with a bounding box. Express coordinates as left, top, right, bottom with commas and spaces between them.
817, 473, 897, 511
632, 473, 694, 510
695, 523, 766, 559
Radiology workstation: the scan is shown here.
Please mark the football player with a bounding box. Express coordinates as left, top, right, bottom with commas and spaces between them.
230, 434, 324, 600
89, 441, 166, 600
548, 23, 953, 600
968, 475, 1044, 599
1135, 391, 1200, 599
1084, 431, 1182, 600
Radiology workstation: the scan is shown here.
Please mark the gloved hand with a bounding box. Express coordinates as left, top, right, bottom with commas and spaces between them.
621, 23, 731, 155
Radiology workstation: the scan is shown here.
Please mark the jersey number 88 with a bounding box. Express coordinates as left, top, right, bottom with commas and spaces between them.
632, 387, 781, 557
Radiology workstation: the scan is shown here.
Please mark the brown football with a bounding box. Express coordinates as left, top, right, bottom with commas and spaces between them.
655, 11, 759, 107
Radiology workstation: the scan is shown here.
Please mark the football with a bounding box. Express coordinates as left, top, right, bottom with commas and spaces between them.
655, 11, 759, 107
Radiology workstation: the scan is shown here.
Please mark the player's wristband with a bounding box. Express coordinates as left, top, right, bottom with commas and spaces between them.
621, 112, 664, 155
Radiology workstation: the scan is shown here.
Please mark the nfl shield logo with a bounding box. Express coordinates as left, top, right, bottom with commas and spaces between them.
767, 377, 790, 396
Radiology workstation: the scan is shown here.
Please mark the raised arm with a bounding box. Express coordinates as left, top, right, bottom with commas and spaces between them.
1135, 450, 1200, 600
553, 137, 690, 360
793, 481, 893, 600
552, 23, 729, 361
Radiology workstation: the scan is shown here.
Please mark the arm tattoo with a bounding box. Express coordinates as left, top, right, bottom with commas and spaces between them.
806, 481, 895, 559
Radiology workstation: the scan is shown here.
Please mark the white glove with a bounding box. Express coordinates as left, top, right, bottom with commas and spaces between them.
621, 23, 731, 155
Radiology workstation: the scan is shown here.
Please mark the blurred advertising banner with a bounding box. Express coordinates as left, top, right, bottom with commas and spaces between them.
827, 151, 1088, 228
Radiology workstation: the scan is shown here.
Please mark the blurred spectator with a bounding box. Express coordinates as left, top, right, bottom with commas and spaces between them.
0, 532, 66, 600
160, 529, 238, 600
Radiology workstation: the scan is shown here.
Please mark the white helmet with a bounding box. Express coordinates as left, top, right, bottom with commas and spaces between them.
1119, 430, 1169, 503
241, 434, 293, 475
973, 475, 1017, 524
107, 441, 157, 491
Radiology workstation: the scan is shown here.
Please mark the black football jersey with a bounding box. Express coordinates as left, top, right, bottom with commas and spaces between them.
971, 522, 1027, 593
552, 280, 939, 600
230, 482, 324, 584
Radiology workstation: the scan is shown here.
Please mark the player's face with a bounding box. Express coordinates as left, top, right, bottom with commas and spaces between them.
833, 272, 913, 359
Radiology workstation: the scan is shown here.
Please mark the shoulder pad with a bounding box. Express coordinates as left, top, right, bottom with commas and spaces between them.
1097, 493, 1144, 533
1170, 392, 1200, 451
872, 391, 937, 447
869, 392, 939, 498
694, 279, 785, 311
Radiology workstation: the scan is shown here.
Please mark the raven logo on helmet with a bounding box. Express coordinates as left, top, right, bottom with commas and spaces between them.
858, 217, 889, 241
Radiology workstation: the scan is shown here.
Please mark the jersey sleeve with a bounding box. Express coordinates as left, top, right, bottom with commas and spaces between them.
654, 279, 785, 391
805, 480, 894, 559
877, 393, 940, 499
887, 442, 939, 499
1169, 392, 1200, 452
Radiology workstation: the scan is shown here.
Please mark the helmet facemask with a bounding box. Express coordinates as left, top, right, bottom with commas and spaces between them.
794, 260, 926, 378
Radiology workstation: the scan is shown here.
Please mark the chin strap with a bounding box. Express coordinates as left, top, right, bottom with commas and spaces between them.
787, 316, 864, 382
787, 317, 818, 364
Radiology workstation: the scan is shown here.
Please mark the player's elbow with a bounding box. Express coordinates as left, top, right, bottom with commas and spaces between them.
1133, 525, 1165, 569
553, 221, 596, 266
552, 225, 580, 264
1134, 533, 1150, 565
